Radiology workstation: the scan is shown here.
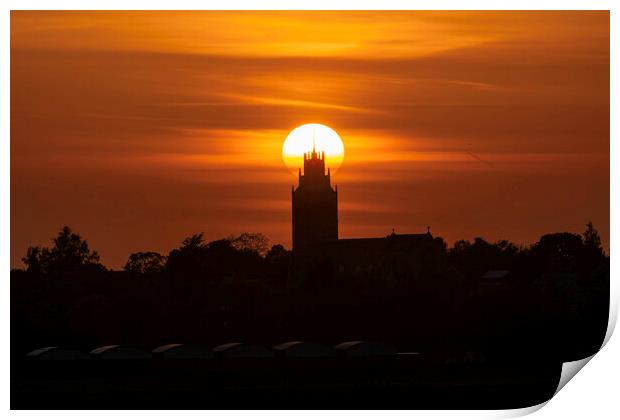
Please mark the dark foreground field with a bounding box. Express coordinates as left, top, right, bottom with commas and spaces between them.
12, 353, 562, 409
11, 226, 606, 409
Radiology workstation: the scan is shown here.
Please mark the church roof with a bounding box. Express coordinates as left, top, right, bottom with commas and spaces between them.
336, 233, 430, 243
326, 233, 432, 253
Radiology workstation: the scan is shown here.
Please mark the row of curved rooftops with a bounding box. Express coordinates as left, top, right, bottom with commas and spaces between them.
26, 341, 400, 361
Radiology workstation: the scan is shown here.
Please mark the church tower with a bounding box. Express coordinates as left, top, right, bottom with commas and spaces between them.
292, 145, 338, 253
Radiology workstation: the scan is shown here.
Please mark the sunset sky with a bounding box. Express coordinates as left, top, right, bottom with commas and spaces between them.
11, 11, 609, 268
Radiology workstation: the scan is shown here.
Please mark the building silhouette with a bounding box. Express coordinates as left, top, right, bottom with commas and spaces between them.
291, 146, 443, 287
291, 145, 338, 253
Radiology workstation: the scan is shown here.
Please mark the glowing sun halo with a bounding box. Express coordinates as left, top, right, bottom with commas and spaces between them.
282, 123, 345, 175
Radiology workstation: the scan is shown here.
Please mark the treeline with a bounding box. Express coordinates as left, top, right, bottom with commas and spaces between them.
17, 224, 607, 280
20, 227, 289, 278
11, 223, 609, 362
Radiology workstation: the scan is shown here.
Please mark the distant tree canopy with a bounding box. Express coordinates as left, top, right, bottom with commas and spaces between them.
265, 244, 291, 263
447, 237, 523, 280
529, 222, 606, 275
583, 221, 604, 259
21, 223, 605, 285
164, 232, 280, 282
447, 222, 606, 281
531, 233, 584, 265
124, 251, 167, 274
229, 232, 269, 256
21, 226, 105, 274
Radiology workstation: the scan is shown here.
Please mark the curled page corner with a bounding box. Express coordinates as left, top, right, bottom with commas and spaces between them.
602, 292, 618, 347
494, 353, 599, 419
495, 401, 548, 418
555, 355, 595, 396
549, 295, 619, 397
523, 294, 619, 414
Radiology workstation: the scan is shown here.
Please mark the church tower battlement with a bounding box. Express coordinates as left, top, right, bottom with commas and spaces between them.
292, 144, 338, 253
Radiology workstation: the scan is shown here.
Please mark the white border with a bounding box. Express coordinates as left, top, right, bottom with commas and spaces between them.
2, 1, 617, 418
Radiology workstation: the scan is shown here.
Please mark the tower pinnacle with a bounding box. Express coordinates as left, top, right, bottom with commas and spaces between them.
292, 142, 338, 253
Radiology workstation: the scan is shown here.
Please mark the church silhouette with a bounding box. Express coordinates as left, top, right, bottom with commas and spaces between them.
292, 145, 338, 252
291, 146, 444, 286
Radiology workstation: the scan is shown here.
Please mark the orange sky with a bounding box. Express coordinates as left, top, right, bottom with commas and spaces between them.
10, 11, 609, 268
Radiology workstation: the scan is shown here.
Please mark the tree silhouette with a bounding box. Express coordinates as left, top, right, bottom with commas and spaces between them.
22, 246, 46, 273
166, 233, 208, 277
21, 226, 105, 274
265, 244, 290, 262
124, 251, 166, 274
229, 232, 269, 256
264, 244, 291, 287
447, 237, 522, 281
182, 233, 206, 249
165, 232, 267, 282
531, 232, 584, 273
583, 221, 604, 256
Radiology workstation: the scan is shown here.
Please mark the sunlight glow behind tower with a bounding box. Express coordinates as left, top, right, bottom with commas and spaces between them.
282, 124, 345, 175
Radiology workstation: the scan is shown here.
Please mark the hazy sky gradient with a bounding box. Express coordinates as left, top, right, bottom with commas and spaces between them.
11, 11, 609, 268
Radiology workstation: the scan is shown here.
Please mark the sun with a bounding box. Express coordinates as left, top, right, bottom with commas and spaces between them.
282, 123, 345, 175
